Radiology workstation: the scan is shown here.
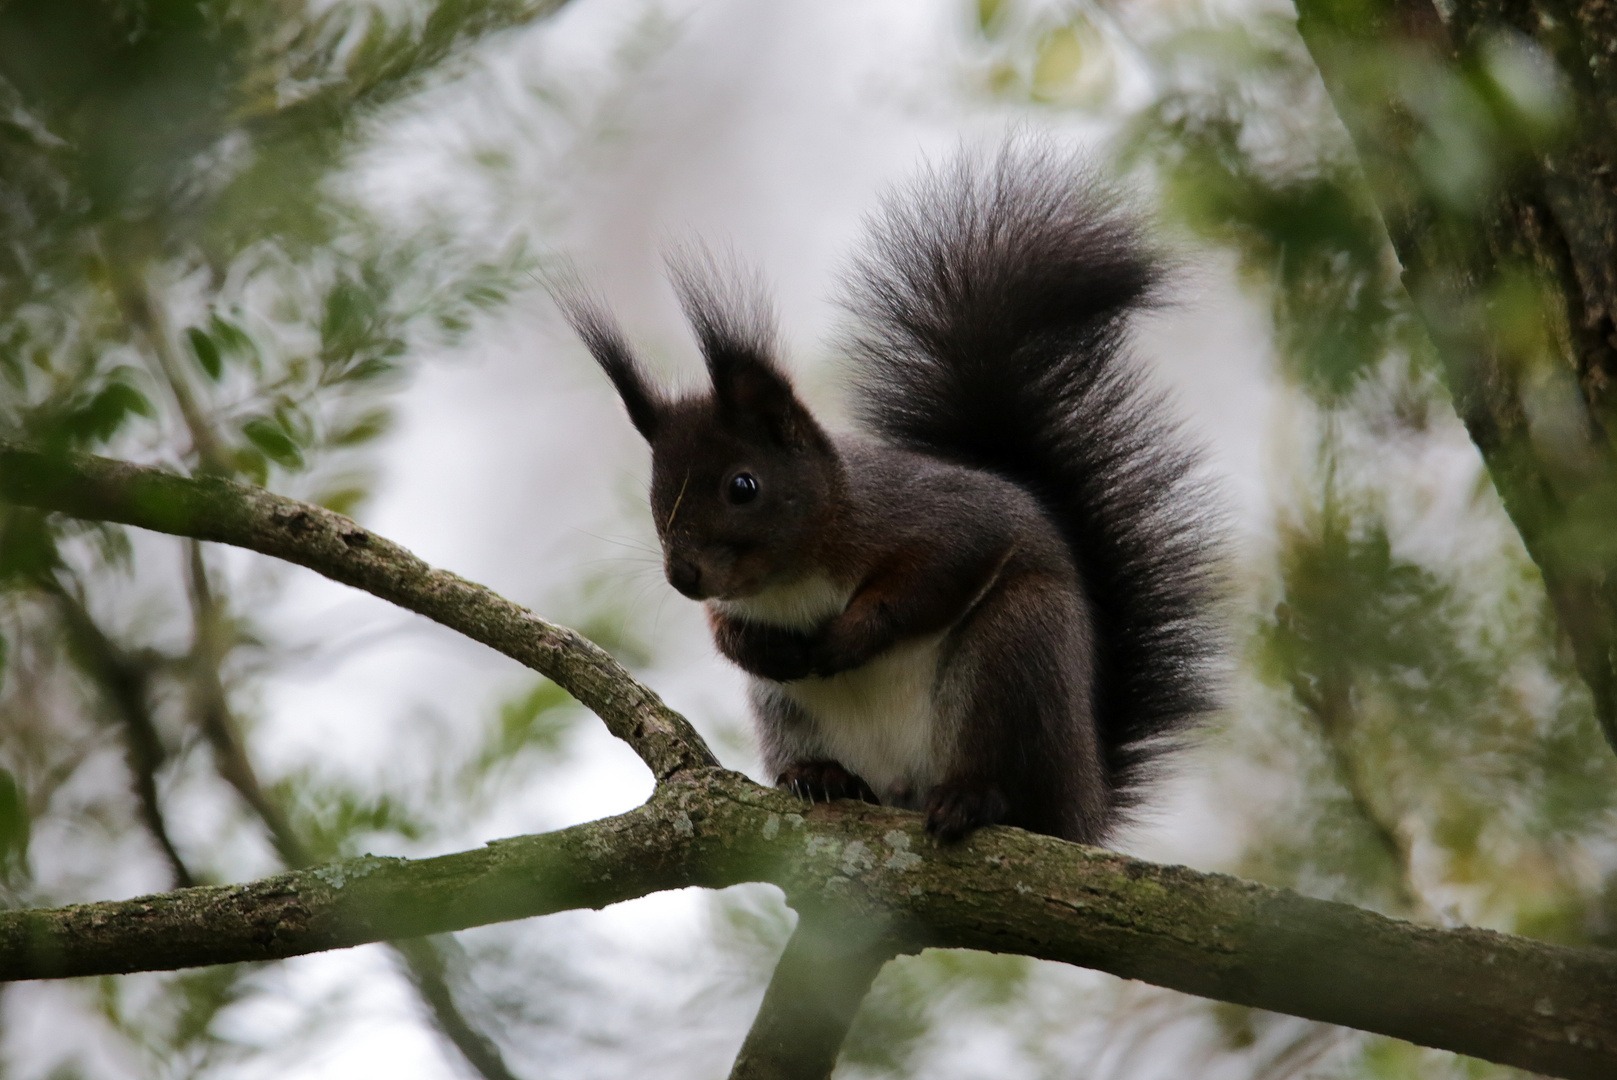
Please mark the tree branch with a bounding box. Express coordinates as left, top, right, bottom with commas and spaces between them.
0, 780, 705, 980
392, 935, 525, 1080
182, 537, 310, 866
1300, 676, 1426, 917
103, 251, 230, 474
0, 440, 699, 1080
0, 442, 717, 781
728, 919, 900, 1080
0, 773, 1612, 1078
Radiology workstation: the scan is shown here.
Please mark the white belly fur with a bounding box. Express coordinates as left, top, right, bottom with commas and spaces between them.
712, 576, 948, 802
779, 633, 947, 802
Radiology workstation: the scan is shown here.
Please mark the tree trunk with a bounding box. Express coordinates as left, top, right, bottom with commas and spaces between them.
1291, 0, 1617, 752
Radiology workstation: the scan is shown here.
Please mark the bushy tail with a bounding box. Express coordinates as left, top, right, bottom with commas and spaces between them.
840, 143, 1221, 808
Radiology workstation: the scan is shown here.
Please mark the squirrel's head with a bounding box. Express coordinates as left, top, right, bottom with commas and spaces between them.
557, 262, 843, 602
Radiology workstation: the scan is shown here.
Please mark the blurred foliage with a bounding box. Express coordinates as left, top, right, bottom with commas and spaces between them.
971, 0, 1120, 107
1119, 10, 1422, 401
1240, 457, 1617, 937
0, 0, 539, 490
0, 0, 587, 1076
1103, 0, 1617, 947
94, 964, 262, 1079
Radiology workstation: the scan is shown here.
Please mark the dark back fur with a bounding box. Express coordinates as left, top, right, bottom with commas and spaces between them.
840, 143, 1221, 810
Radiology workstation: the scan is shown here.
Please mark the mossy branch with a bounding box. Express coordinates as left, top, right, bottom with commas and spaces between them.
0, 771, 1612, 1079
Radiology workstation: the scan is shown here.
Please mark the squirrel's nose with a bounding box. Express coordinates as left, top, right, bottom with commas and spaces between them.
666, 556, 705, 599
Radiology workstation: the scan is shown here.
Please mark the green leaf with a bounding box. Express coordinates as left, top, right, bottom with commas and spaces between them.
332, 408, 392, 446
207, 314, 254, 356
338, 356, 397, 383
169, 965, 252, 1049
278, 775, 428, 862
978, 0, 1008, 37
321, 279, 374, 352
315, 486, 369, 515
1032, 26, 1086, 100
186, 327, 222, 379
274, 397, 315, 444
230, 445, 269, 486
241, 416, 304, 469
61, 380, 154, 444
0, 508, 59, 581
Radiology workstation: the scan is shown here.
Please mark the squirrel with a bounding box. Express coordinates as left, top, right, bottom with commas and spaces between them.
558, 143, 1221, 845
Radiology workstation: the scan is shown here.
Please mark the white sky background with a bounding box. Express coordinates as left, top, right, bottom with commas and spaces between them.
11, 1, 1290, 1078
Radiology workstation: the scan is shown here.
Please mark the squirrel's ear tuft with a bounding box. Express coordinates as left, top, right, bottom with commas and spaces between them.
552, 285, 665, 443
666, 250, 828, 450
711, 350, 827, 450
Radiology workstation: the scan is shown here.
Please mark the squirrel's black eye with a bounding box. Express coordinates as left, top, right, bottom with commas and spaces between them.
727, 472, 760, 505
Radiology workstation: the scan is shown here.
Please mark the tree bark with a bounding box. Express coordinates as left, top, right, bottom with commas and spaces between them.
4, 443, 1617, 1079
0, 770, 1613, 1079
728, 920, 901, 1080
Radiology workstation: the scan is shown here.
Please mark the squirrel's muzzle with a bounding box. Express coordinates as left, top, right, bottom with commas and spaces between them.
666, 554, 706, 599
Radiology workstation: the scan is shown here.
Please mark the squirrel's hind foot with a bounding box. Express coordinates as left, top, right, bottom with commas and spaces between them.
777, 760, 879, 805
924, 781, 1009, 844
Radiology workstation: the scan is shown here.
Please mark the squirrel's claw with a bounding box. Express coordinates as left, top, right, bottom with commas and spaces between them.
924, 781, 1009, 844
777, 760, 879, 805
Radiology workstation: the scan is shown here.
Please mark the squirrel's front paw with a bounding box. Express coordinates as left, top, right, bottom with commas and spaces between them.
778, 760, 880, 804
924, 781, 1009, 843
745, 639, 819, 682
710, 615, 825, 682
741, 630, 831, 682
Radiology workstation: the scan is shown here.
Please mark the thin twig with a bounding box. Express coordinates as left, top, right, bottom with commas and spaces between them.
393, 936, 525, 1080
182, 540, 309, 865
101, 249, 230, 474
1296, 678, 1426, 918
42, 580, 195, 889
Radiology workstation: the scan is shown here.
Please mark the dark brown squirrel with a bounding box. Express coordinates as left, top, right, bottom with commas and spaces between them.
557, 144, 1221, 845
